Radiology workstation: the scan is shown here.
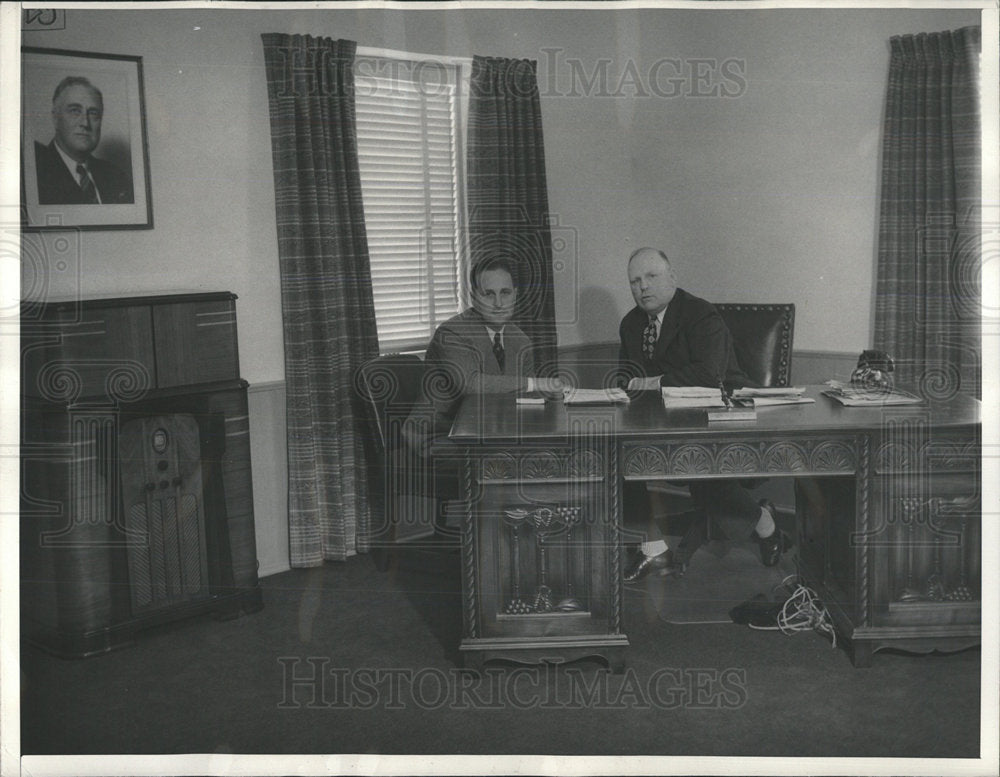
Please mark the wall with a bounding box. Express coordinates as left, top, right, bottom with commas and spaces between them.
20, 6, 981, 571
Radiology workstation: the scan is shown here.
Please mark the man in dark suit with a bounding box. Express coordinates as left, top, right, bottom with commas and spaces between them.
619, 247, 792, 581
34, 76, 134, 205
402, 255, 563, 456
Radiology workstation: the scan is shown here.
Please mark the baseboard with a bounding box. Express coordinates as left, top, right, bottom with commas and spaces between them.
258, 561, 292, 578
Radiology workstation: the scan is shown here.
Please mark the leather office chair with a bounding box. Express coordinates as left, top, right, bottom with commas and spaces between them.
715, 303, 795, 388
357, 354, 460, 572
648, 303, 796, 548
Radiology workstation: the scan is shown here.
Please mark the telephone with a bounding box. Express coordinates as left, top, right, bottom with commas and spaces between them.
851, 349, 894, 390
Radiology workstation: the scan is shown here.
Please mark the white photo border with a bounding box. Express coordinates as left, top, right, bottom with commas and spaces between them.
21, 46, 152, 231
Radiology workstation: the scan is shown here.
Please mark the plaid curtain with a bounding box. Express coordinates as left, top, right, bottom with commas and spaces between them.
468, 56, 557, 374
261, 33, 379, 564
874, 26, 981, 399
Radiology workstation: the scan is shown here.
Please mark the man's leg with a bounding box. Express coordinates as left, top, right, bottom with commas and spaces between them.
688, 480, 791, 566
623, 483, 675, 582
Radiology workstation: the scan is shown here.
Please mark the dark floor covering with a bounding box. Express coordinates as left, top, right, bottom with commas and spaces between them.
21, 545, 981, 761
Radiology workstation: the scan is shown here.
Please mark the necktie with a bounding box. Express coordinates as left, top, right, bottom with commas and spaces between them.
492, 331, 505, 372
642, 316, 658, 359
76, 164, 98, 203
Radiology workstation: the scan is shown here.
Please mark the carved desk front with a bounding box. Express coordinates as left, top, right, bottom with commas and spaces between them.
449, 387, 981, 669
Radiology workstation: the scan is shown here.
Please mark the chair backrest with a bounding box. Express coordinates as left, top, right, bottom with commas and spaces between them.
715, 303, 795, 388
356, 354, 425, 452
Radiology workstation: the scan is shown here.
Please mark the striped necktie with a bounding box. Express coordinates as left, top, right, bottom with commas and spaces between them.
76, 164, 98, 203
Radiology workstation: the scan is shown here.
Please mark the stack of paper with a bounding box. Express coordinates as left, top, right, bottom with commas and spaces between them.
661, 387, 726, 408
732, 386, 815, 407
562, 387, 630, 405
822, 381, 921, 406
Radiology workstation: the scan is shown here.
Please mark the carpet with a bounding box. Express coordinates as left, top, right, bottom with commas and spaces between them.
634, 537, 798, 625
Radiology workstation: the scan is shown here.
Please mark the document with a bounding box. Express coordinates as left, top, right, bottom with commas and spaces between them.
562, 387, 630, 404
732, 386, 814, 407
661, 386, 721, 398
732, 386, 807, 397
822, 388, 922, 406
662, 386, 725, 408
822, 380, 922, 406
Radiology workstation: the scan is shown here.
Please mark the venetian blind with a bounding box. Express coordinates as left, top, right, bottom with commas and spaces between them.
354, 54, 466, 352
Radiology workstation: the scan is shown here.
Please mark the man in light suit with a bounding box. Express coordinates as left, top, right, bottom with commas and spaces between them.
619, 247, 792, 582
34, 76, 134, 205
403, 255, 563, 456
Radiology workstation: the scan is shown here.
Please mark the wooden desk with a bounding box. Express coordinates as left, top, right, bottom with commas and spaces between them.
448, 386, 981, 669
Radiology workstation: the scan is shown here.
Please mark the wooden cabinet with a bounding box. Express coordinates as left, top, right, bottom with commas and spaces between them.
20, 292, 263, 658
458, 422, 628, 672
795, 414, 980, 667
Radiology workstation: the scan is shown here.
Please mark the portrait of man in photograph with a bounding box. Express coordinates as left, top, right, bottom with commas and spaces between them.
34, 75, 134, 205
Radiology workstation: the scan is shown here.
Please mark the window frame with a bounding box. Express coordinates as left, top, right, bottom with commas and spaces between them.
354, 46, 472, 355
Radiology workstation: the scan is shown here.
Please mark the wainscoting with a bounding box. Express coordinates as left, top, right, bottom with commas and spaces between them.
557, 341, 858, 388
247, 347, 859, 576
247, 381, 290, 577
789, 349, 858, 384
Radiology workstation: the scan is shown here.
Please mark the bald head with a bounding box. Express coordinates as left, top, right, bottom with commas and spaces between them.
628, 247, 677, 315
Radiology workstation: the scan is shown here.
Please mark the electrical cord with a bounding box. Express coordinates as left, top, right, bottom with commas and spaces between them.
748, 575, 837, 648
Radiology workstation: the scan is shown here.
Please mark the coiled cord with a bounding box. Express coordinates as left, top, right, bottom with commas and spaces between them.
749, 575, 837, 648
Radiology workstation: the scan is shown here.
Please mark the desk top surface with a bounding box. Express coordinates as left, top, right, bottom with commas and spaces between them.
449, 385, 981, 444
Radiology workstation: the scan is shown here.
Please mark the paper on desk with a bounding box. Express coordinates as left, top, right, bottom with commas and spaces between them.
732, 386, 807, 398
563, 387, 630, 404
822, 388, 921, 406
661, 387, 720, 398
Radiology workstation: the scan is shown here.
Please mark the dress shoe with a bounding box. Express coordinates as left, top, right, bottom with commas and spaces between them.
624, 549, 674, 583
751, 500, 792, 566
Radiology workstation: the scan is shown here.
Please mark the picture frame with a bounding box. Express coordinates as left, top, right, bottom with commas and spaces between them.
21, 47, 153, 230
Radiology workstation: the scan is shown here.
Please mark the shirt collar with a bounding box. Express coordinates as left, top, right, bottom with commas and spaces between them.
485, 324, 505, 342
54, 142, 87, 177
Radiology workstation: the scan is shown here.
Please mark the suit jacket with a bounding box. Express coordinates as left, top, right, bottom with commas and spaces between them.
35, 140, 135, 205
618, 287, 754, 389
403, 308, 536, 455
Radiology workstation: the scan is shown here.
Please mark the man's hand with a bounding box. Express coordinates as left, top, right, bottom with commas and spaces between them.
533, 377, 566, 399
627, 376, 662, 391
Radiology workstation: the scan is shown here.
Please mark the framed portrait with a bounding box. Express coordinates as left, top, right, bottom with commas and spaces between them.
22, 47, 153, 230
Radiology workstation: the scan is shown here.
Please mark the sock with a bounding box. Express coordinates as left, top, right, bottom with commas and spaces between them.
754, 505, 775, 538
641, 539, 668, 557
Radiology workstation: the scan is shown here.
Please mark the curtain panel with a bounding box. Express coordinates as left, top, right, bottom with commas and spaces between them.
467, 56, 558, 374
874, 26, 981, 399
261, 33, 380, 565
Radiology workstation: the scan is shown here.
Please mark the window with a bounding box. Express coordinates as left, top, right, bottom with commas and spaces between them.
354, 51, 470, 353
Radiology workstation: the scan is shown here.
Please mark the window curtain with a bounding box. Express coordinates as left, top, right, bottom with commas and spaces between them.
874, 26, 981, 399
261, 33, 379, 564
467, 56, 557, 374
